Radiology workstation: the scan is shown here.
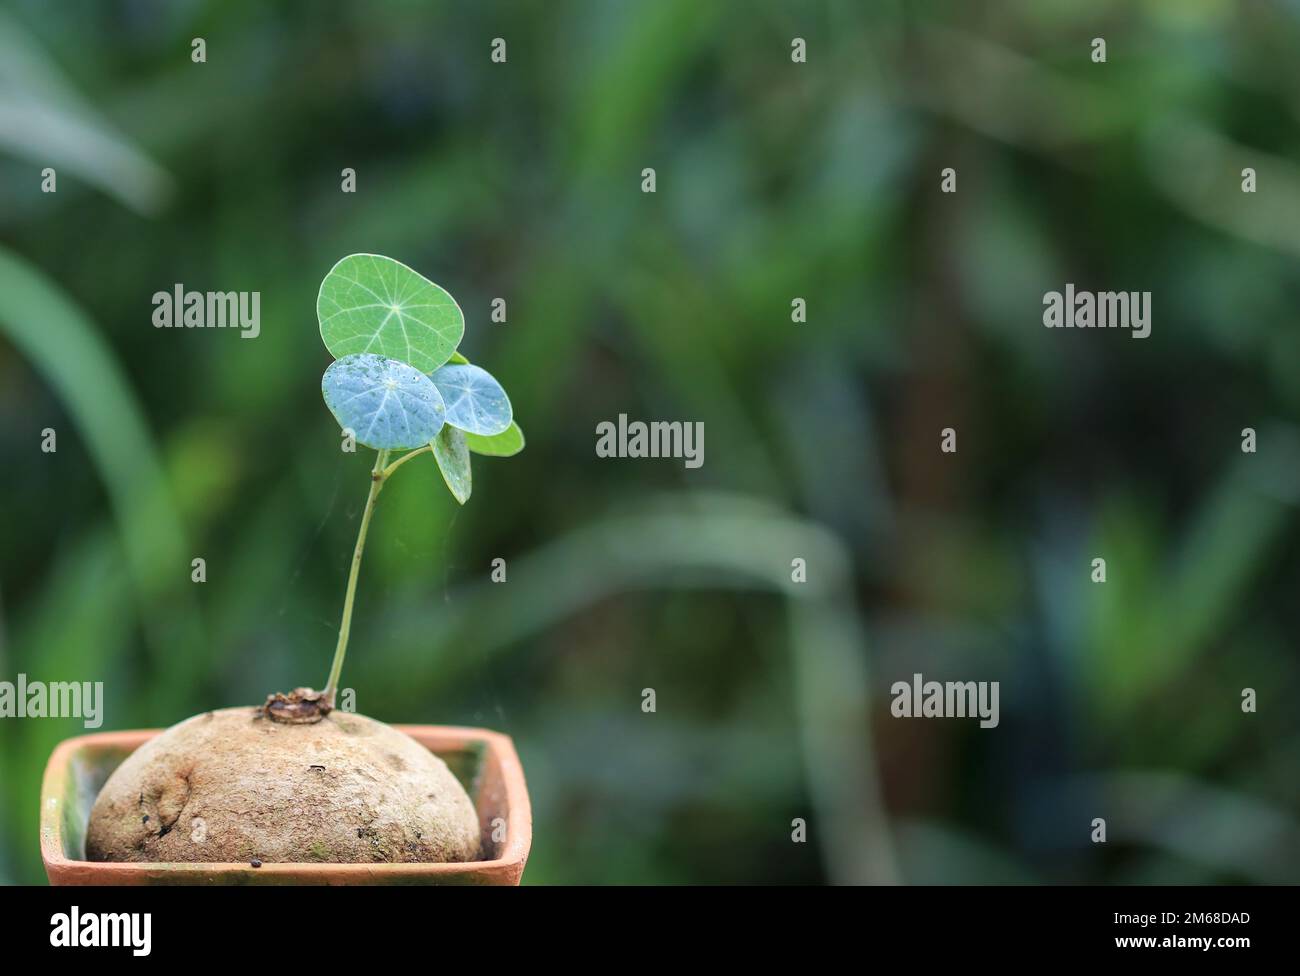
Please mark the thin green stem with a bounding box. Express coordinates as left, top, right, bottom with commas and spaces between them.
322, 448, 389, 704
383, 444, 431, 479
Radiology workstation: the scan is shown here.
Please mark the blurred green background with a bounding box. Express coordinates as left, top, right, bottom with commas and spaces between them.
2, 0, 1299, 884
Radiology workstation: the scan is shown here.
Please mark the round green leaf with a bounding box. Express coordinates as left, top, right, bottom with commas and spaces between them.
318, 254, 464, 373
432, 425, 471, 504
322, 353, 446, 450
430, 363, 513, 436
464, 421, 525, 458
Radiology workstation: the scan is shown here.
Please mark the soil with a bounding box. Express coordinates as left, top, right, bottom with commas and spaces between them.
85, 707, 481, 864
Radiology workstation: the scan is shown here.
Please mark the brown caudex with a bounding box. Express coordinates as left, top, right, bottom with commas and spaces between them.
41, 725, 530, 885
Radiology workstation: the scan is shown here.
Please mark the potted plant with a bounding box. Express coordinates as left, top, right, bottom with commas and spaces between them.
41, 254, 531, 885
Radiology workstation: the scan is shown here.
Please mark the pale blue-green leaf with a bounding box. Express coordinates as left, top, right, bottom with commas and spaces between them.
318, 254, 464, 373
464, 421, 525, 458
322, 353, 445, 450
432, 425, 472, 504
430, 363, 512, 436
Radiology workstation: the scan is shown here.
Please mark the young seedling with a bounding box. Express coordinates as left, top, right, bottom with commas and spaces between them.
266, 253, 525, 722
86, 255, 519, 866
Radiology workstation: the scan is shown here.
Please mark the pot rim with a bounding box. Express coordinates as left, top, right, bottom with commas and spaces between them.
41, 724, 531, 883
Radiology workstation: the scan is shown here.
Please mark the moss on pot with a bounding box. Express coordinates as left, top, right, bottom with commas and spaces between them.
85, 708, 480, 864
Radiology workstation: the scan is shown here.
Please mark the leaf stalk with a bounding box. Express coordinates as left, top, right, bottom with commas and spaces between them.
321, 448, 390, 704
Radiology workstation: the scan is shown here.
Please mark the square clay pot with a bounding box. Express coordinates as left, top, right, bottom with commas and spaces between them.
41, 725, 530, 885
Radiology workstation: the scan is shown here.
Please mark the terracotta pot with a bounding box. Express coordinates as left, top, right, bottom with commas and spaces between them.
41, 724, 530, 885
